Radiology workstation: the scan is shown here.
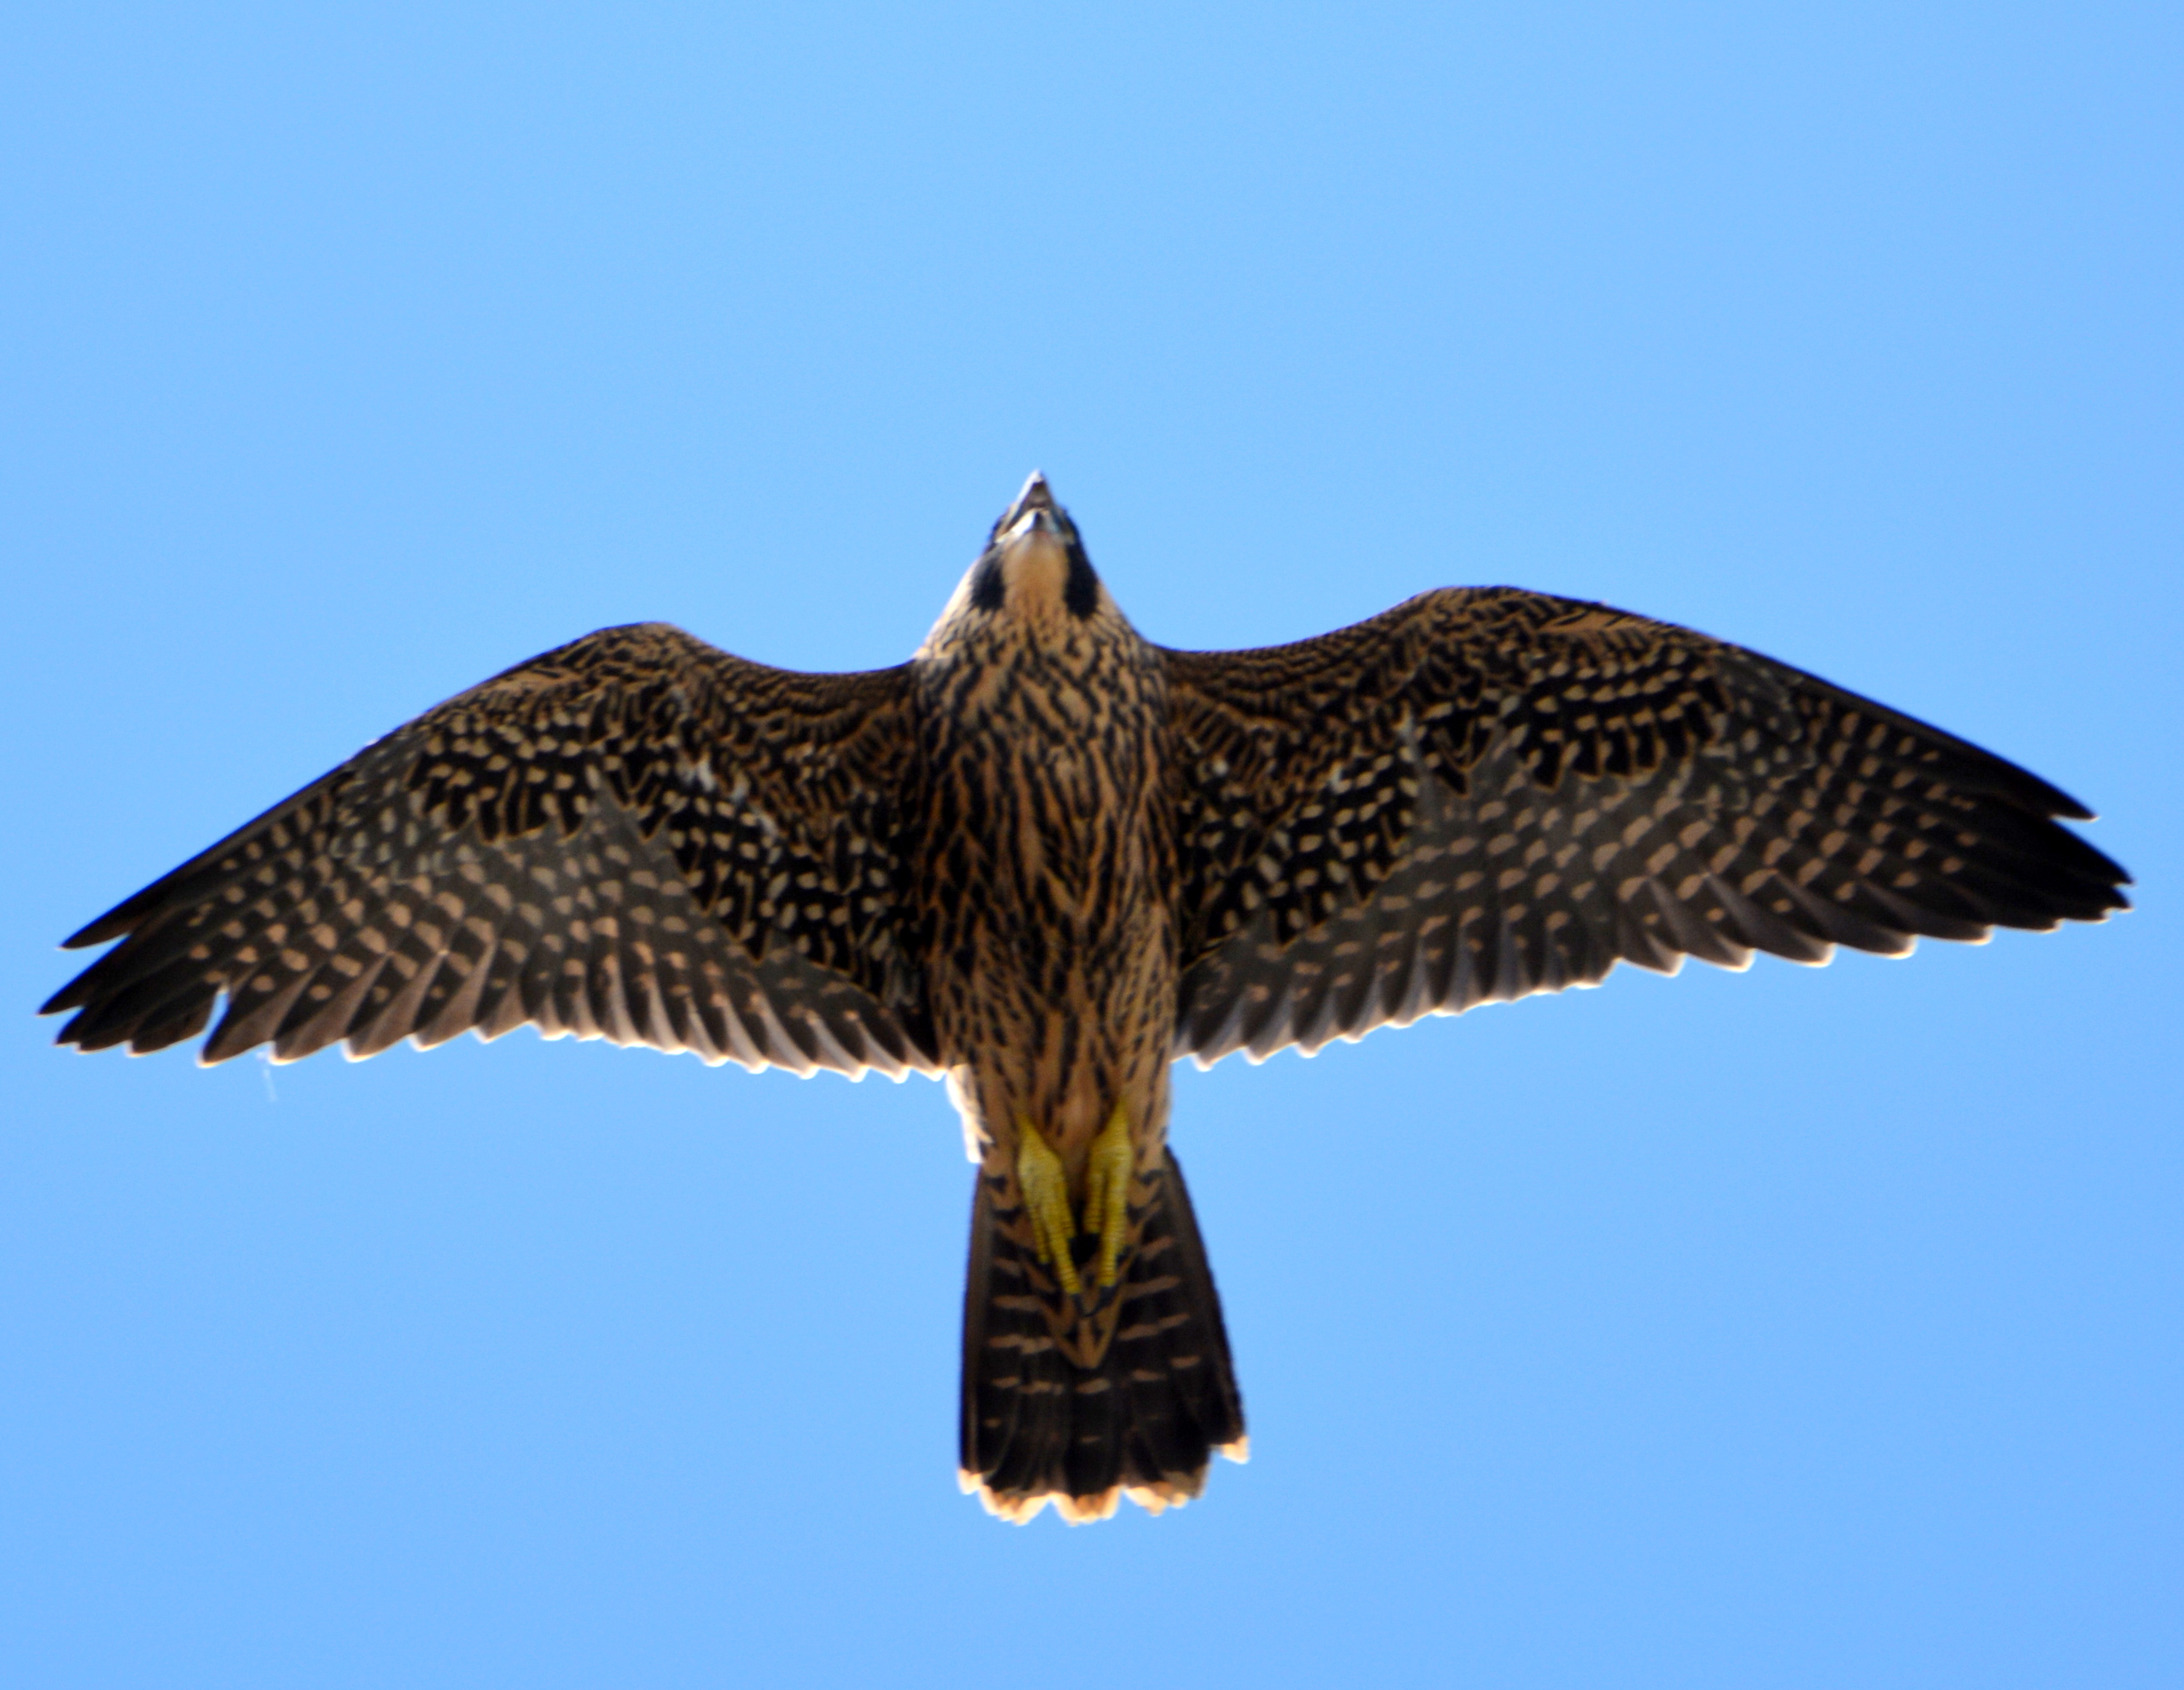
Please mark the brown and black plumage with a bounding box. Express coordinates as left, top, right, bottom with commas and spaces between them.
42, 474, 2129, 1523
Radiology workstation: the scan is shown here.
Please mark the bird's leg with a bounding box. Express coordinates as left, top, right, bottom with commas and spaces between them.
1014, 1117, 1080, 1296
1082, 1101, 1133, 1288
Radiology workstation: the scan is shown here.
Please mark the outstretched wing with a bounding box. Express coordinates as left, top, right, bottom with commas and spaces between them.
44, 623, 938, 1079
1163, 588, 2129, 1066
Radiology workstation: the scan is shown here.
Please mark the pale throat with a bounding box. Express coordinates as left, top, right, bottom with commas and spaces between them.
998, 531, 1078, 618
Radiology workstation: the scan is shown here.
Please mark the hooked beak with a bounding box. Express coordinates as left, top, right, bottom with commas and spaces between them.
993, 471, 1061, 545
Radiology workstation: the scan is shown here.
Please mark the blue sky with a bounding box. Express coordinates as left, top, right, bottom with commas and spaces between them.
4, 5, 2177, 1686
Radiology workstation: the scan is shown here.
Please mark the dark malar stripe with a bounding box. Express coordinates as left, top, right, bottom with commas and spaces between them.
1064, 539, 1100, 619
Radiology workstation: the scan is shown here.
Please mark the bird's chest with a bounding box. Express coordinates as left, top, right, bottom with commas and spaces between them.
911, 632, 1179, 1015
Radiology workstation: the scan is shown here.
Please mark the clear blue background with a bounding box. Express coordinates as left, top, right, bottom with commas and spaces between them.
5, 6, 2177, 1686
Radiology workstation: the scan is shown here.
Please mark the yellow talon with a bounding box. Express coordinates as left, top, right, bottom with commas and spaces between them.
1083, 1101, 1133, 1288
1014, 1117, 1080, 1296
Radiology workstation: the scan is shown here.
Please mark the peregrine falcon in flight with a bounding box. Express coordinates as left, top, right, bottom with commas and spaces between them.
43, 475, 2129, 1523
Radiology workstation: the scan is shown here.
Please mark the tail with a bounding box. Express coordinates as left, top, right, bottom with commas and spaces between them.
959, 1148, 1246, 1523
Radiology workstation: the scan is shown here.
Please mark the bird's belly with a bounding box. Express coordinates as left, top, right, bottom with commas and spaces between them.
923, 734, 1179, 1159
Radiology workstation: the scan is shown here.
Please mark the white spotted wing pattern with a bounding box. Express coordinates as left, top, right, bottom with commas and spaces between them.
46, 624, 937, 1078
1163, 588, 2125, 1065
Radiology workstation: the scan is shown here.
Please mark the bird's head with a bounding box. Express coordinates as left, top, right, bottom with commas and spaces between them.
925, 474, 1113, 651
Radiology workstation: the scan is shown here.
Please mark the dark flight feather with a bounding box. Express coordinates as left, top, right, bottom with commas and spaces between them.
1163, 587, 2129, 1066
44, 623, 938, 1078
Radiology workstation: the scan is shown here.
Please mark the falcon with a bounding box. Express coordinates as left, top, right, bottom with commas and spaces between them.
42, 474, 2130, 1523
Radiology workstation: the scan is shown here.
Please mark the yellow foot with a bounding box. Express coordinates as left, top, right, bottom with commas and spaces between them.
1083, 1101, 1133, 1288
1014, 1118, 1080, 1295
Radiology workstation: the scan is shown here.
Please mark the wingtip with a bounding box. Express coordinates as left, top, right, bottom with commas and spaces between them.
60, 910, 130, 951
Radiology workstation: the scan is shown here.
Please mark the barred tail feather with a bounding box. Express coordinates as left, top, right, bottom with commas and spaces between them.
960, 1149, 1246, 1523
